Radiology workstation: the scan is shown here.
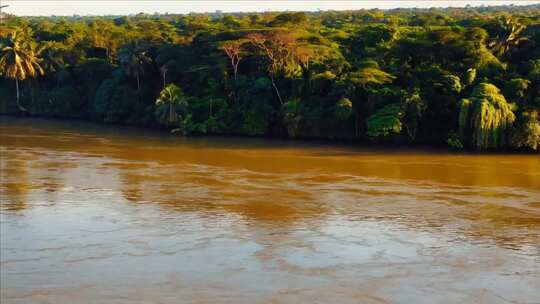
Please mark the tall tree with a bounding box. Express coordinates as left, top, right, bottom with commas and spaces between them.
488, 16, 528, 58
222, 42, 242, 81
37, 41, 65, 74
155, 84, 187, 126
223, 42, 243, 104
247, 31, 306, 105
0, 27, 44, 112
345, 65, 395, 137
459, 83, 516, 150
119, 42, 152, 92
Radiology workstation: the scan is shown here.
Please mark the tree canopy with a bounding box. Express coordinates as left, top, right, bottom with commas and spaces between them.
1, 4, 540, 151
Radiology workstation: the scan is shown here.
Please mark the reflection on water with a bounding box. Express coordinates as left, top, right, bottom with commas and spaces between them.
1, 118, 539, 303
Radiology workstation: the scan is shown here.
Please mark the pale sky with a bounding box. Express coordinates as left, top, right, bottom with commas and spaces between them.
1, 1, 538, 16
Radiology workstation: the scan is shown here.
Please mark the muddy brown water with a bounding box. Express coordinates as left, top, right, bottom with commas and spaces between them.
1, 117, 539, 303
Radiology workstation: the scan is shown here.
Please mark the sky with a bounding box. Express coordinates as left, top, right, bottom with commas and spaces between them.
1, 0, 538, 16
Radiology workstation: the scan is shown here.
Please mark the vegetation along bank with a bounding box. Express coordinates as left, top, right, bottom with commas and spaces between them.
1, 5, 540, 151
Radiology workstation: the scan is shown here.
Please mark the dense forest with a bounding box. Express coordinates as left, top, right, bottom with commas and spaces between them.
1, 5, 540, 151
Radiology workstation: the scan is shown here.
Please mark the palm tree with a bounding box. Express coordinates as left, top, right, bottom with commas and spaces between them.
37, 42, 68, 87
155, 84, 187, 126
119, 42, 152, 92
488, 16, 528, 58
159, 60, 176, 90
0, 28, 44, 112
38, 41, 65, 74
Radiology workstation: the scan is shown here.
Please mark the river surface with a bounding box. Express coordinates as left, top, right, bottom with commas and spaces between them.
1, 117, 539, 304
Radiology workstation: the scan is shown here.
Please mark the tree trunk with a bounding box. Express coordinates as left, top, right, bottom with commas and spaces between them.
270, 75, 283, 105
169, 102, 176, 123
15, 78, 27, 113
106, 47, 112, 64
355, 112, 359, 137
162, 71, 166, 89
135, 72, 141, 104
231, 65, 238, 105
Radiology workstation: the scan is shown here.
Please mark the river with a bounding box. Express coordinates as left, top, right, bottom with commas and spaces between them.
1, 117, 539, 303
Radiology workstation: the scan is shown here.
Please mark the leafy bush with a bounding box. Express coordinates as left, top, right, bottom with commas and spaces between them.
366, 103, 404, 137
447, 131, 464, 149
512, 110, 540, 151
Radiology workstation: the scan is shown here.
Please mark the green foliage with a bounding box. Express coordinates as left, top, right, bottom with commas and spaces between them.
0, 26, 44, 111
512, 110, 540, 151
366, 103, 404, 137
1, 6, 539, 151
282, 98, 303, 137
504, 78, 530, 100
242, 106, 271, 136
94, 73, 120, 120
464, 68, 477, 86
155, 84, 187, 127
403, 89, 425, 140
74, 58, 113, 99
459, 83, 516, 150
440, 75, 462, 94
333, 98, 353, 121
458, 98, 472, 138
0, 26, 44, 80
118, 42, 152, 90
187, 96, 229, 134
487, 16, 528, 58
269, 13, 308, 27
468, 37, 505, 70
447, 131, 464, 149
105, 84, 139, 123
43, 87, 79, 116
347, 68, 395, 87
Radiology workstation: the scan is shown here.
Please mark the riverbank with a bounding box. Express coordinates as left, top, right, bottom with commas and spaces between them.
2, 115, 538, 154
2, 6, 540, 153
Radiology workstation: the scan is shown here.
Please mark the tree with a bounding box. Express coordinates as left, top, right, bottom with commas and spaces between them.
402, 89, 425, 141
346, 67, 395, 87
366, 103, 404, 138
459, 83, 516, 150
512, 110, 540, 151
333, 97, 353, 121
119, 42, 152, 92
437, 74, 462, 94
155, 84, 187, 127
88, 19, 125, 63
159, 60, 176, 90
38, 41, 65, 74
247, 31, 306, 105
282, 98, 303, 137
503, 78, 530, 100
0, 27, 44, 112
345, 66, 395, 136
223, 41, 243, 104
488, 16, 528, 58
1, 7, 540, 151
269, 12, 308, 27
222, 42, 242, 81
463, 68, 476, 86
